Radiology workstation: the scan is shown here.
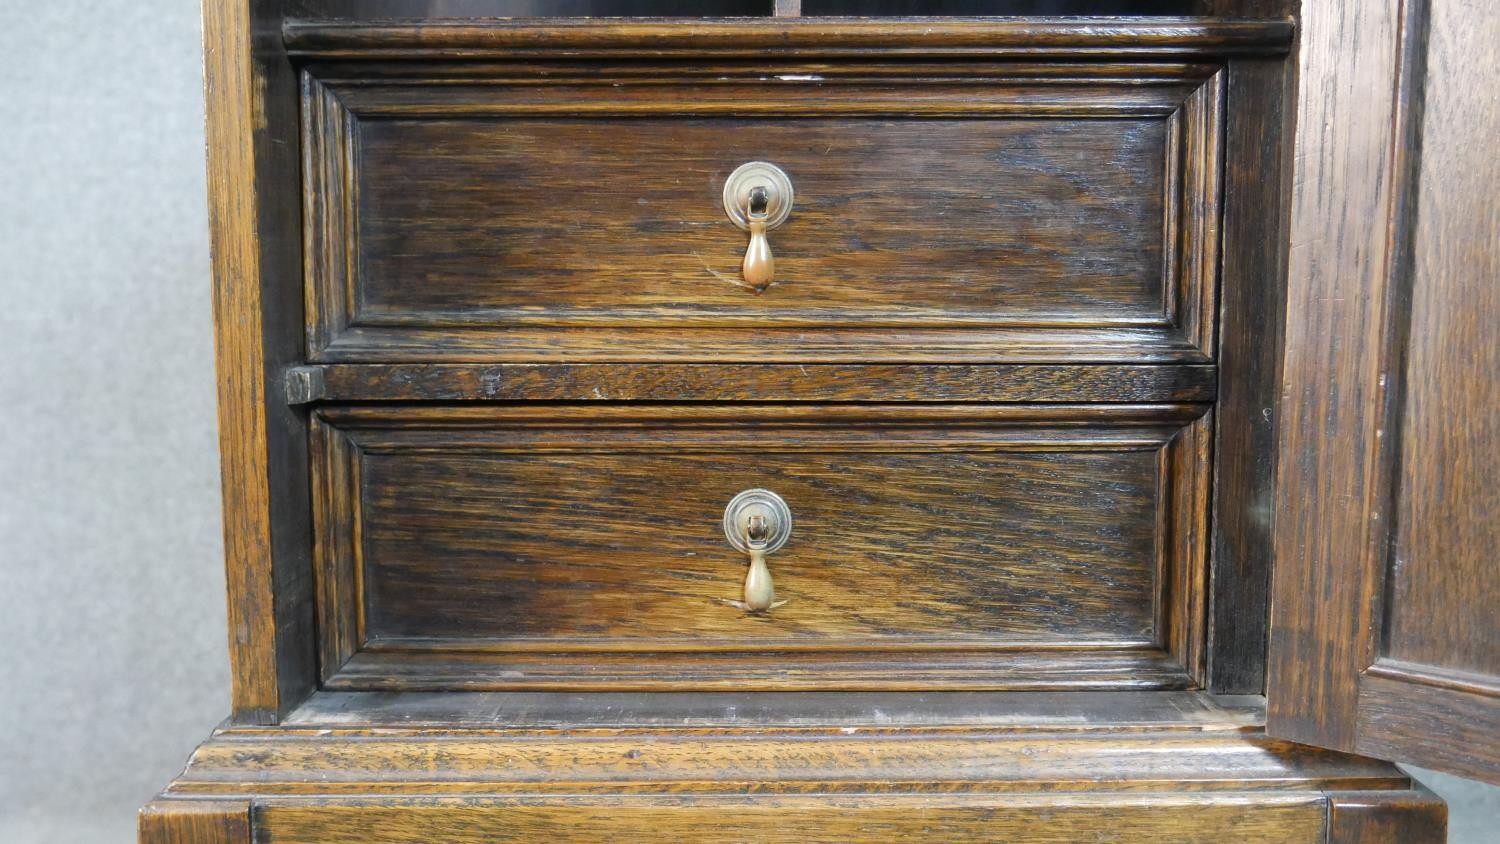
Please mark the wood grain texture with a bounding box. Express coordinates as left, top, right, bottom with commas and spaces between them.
146, 722, 1432, 843
1264, 0, 1407, 750
254, 794, 1328, 844
326, 647, 1195, 691
302, 61, 1223, 363
166, 726, 1408, 797
202, 0, 316, 724
1206, 56, 1290, 693
359, 451, 1162, 641
281, 18, 1294, 61
139, 800, 252, 844
1269, 0, 1500, 783
1355, 667, 1500, 785
1325, 788, 1446, 844
286, 363, 1218, 404
311, 403, 1209, 690
356, 119, 1167, 314
283, 689, 1266, 729
1382, 0, 1500, 683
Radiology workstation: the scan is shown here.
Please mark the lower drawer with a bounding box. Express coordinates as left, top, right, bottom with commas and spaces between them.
311, 404, 1211, 690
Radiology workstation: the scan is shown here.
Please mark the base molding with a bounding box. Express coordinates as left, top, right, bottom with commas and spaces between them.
143, 700, 1446, 842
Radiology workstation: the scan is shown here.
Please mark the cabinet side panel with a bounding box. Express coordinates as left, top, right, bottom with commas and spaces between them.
1207, 56, 1291, 693
203, 0, 316, 722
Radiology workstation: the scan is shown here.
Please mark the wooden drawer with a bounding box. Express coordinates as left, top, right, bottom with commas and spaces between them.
311, 403, 1210, 690
302, 60, 1223, 363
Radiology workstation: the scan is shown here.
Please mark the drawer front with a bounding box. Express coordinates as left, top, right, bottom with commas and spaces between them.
312, 404, 1210, 690
303, 63, 1222, 362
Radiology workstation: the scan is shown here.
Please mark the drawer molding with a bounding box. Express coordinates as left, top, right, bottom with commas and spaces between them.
283, 18, 1295, 62
310, 404, 1212, 692
283, 363, 1218, 404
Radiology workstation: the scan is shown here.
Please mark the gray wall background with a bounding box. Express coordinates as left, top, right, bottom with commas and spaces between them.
0, 2, 1494, 841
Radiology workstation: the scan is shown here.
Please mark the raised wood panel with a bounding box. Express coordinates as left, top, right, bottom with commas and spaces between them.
361, 450, 1161, 641
154, 712, 1429, 842
1382, 0, 1500, 682
302, 61, 1224, 362
356, 118, 1168, 317
311, 404, 1210, 690
1268, 0, 1500, 784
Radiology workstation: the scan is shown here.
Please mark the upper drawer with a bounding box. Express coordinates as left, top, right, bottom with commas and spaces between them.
301, 60, 1225, 363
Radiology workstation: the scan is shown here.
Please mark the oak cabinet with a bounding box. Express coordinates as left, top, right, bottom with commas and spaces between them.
142, 1, 1495, 840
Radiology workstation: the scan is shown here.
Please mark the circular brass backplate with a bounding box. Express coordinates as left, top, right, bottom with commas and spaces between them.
722, 161, 794, 231
722, 488, 793, 554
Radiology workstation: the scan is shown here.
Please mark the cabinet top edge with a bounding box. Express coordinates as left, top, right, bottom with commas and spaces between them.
282, 17, 1294, 61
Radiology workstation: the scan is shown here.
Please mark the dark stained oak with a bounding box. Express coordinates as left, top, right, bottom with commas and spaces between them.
282, 18, 1294, 60
312, 403, 1211, 690
285, 363, 1218, 404
1381, 0, 1500, 687
203, 0, 317, 725
146, 5, 1476, 841
1325, 788, 1446, 844
356, 118, 1168, 315
301, 60, 1225, 363
1205, 55, 1292, 693
1267, 0, 1500, 785
139, 801, 251, 844
254, 795, 1328, 843
360, 451, 1162, 641
283, 689, 1267, 728
1265, 0, 1411, 752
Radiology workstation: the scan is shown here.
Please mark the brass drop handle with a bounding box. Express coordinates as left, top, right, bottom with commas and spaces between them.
722, 488, 793, 612
743, 186, 775, 289
722, 162, 794, 293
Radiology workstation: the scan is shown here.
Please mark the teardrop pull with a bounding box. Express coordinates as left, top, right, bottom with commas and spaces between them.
743, 549, 775, 612
742, 219, 775, 290
722, 162, 794, 294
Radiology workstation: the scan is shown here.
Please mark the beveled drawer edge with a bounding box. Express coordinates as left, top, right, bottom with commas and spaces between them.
284, 363, 1218, 405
